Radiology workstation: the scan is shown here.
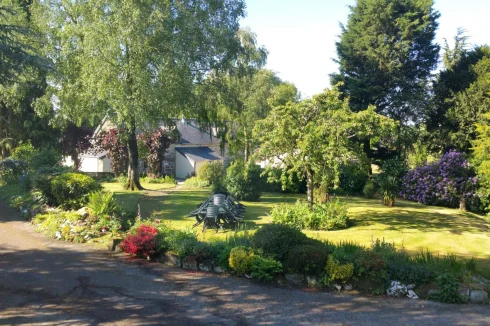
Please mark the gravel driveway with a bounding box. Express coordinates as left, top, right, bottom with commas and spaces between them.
0, 203, 489, 325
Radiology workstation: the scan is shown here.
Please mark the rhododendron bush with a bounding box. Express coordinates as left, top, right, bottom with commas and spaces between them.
400, 151, 480, 211
120, 225, 159, 257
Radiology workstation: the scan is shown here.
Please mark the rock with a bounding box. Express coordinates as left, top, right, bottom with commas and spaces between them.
76, 207, 89, 218
213, 266, 224, 274
285, 273, 304, 284
344, 284, 353, 291
306, 276, 319, 287
163, 252, 181, 267
387, 281, 408, 298
199, 263, 212, 272
182, 256, 198, 270
469, 290, 488, 304
333, 283, 342, 292
458, 286, 470, 301
244, 274, 252, 279
406, 284, 416, 290
107, 238, 122, 251
407, 290, 419, 299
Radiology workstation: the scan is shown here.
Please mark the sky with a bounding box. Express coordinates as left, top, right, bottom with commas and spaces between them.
241, 0, 490, 98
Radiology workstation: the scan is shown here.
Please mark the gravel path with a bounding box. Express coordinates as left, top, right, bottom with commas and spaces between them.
0, 202, 489, 325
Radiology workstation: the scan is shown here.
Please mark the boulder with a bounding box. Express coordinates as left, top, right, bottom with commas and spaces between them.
182, 255, 198, 270
213, 266, 225, 274
387, 281, 408, 298
469, 290, 488, 304
344, 284, 353, 291
163, 252, 181, 267
306, 276, 319, 287
333, 283, 342, 292
76, 207, 89, 218
406, 284, 416, 290
407, 290, 419, 299
199, 263, 212, 272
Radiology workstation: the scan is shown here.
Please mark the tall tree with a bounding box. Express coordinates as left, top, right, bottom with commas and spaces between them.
34, 0, 245, 190
254, 87, 395, 208
331, 0, 440, 123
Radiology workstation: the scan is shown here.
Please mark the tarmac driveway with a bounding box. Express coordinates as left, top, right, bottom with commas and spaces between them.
0, 203, 489, 325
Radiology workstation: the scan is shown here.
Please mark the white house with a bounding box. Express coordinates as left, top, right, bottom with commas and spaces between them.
71, 118, 227, 178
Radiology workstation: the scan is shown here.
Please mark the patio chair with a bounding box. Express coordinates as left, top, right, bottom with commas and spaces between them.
202, 204, 222, 233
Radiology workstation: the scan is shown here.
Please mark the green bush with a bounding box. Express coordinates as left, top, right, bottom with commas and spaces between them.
11, 142, 38, 166
163, 228, 199, 260
30, 149, 61, 171
252, 224, 308, 262
33, 211, 90, 241
229, 246, 255, 275
429, 273, 465, 303
50, 173, 100, 209
286, 243, 329, 276
183, 176, 209, 188
0, 159, 28, 184
87, 190, 121, 218
198, 161, 226, 192
251, 256, 283, 282
363, 180, 377, 199
338, 162, 369, 195
142, 175, 176, 184
324, 255, 354, 284
261, 168, 307, 194
270, 199, 349, 231
225, 160, 262, 201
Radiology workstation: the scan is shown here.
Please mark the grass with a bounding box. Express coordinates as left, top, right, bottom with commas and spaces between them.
104, 182, 490, 277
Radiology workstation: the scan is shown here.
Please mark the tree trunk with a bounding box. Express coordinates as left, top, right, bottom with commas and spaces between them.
306, 168, 314, 209
126, 126, 143, 191
363, 138, 373, 176
244, 128, 249, 162
459, 197, 466, 211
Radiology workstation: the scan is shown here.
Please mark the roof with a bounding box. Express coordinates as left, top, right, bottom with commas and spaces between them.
175, 146, 223, 163
80, 150, 107, 159
174, 119, 219, 145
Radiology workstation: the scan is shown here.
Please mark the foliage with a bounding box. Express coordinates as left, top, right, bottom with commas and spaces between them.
183, 177, 209, 188
254, 86, 395, 207
50, 173, 100, 209
377, 176, 399, 207
251, 256, 283, 282
36, 0, 246, 190
270, 199, 349, 231
0, 159, 28, 184
138, 129, 171, 177
286, 244, 329, 276
120, 225, 159, 258
60, 123, 93, 170
401, 151, 479, 211
141, 176, 176, 184
338, 162, 369, 195
87, 190, 121, 219
324, 255, 354, 284
198, 161, 226, 192
32, 210, 95, 242
473, 113, 490, 213
251, 224, 308, 262
92, 128, 128, 177
225, 160, 262, 201
229, 246, 255, 275
428, 273, 465, 304
163, 228, 199, 260
331, 0, 439, 123
261, 167, 307, 194
30, 148, 61, 171
363, 180, 377, 199
10, 142, 37, 166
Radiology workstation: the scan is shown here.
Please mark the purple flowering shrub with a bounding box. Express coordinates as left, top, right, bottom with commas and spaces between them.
401, 152, 479, 211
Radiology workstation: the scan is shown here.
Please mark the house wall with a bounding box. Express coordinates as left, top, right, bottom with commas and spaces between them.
175, 151, 195, 179
79, 157, 99, 173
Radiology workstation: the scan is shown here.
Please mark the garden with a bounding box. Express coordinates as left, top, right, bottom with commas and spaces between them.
2, 146, 489, 305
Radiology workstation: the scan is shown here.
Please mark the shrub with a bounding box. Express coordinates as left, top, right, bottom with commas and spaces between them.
286, 244, 329, 276
225, 160, 262, 201
33, 211, 89, 241
363, 179, 377, 199
252, 224, 308, 262
30, 149, 61, 171
270, 199, 349, 231
198, 161, 226, 192
324, 255, 354, 284
338, 162, 369, 195
229, 246, 255, 275
50, 173, 100, 209
164, 228, 199, 260
429, 273, 465, 303
251, 256, 283, 282
120, 225, 159, 258
0, 159, 28, 184
183, 176, 209, 188
142, 175, 176, 184
377, 175, 399, 206
10, 142, 38, 166
261, 168, 307, 194
87, 190, 121, 218
401, 151, 479, 211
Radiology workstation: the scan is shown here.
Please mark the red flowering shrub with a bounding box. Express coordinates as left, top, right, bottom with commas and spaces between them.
120, 225, 159, 257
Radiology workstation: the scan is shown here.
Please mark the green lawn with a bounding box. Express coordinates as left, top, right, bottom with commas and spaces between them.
106, 182, 490, 277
